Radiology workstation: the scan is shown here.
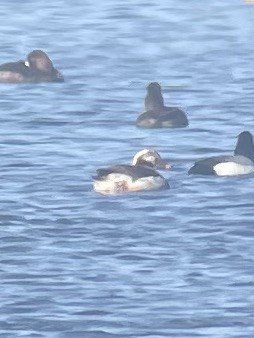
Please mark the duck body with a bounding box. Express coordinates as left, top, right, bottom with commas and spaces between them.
188, 155, 254, 176
188, 131, 254, 176
93, 149, 171, 195
93, 164, 169, 194
136, 82, 188, 129
0, 61, 29, 83
0, 50, 64, 83
136, 107, 188, 128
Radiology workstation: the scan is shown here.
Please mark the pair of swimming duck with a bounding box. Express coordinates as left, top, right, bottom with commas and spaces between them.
0, 50, 63, 83
0, 52, 187, 128
93, 131, 254, 194
0, 51, 187, 129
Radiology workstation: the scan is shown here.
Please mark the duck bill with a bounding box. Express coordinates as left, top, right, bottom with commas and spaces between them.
156, 160, 172, 170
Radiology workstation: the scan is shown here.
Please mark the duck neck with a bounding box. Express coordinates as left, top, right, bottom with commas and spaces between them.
145, 90, 164, 111
234, 139, 254, 161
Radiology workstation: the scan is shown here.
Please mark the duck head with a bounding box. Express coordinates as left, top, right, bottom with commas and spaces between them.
234, 131, 254, 162
145, 82, 164, 111
24, 49, 64, 81
25, 50, 54, 72
132, 149, 171, 170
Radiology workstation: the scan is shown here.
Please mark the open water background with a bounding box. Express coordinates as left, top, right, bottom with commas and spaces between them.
0, 0, 254, 337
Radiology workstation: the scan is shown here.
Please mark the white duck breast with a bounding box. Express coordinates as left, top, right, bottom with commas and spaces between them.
93, 173, 167, 195
213, 156, 254, 176
93, 173, 132, 194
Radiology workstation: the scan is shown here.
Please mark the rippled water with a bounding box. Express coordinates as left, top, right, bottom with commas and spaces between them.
0, 1, 254, 337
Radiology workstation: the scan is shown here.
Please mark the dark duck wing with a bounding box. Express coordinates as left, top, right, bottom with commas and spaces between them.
93, 165, 163, 181
136, 107, 188, 128
0, 61, 30, 74
158, 107, 188, 127
0, 61, 30, 83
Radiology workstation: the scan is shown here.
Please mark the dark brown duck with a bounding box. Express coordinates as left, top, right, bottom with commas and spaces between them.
0, 50, 64, 83
136, 82, 188, 128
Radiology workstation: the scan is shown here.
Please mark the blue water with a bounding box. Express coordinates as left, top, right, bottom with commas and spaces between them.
0, 1, 254, 337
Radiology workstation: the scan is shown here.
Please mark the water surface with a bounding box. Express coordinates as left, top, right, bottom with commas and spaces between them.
0, 1, 254, 337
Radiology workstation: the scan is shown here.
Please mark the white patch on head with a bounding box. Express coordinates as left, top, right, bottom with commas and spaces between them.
144, 155, 156, 163
132, 149, 150, 165
24, 60, 30, 67
214, 162, 254, 176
